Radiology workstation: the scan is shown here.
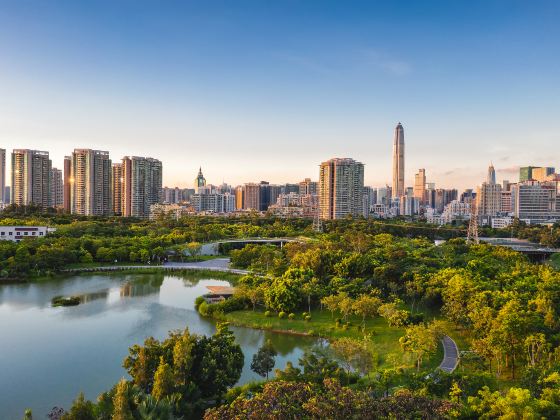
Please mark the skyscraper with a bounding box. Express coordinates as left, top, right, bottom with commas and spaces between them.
319, 158, 364, 219
11, 149, 51, 207
63, 156, 71, 212
392, 122, 405, 198
50, 168, 64, 208
476, 164, 502, 217
71, 149, 112, 216
112, 163, 123, 215
487, 163, 496, 184
0, 149, 5, 203
195, 167, 206, 193
121, 156, 163, 218
243, 183, 261, 210
414, 169, 426, 203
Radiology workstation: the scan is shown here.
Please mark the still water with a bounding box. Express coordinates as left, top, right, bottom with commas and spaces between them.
0, 273, 317, 419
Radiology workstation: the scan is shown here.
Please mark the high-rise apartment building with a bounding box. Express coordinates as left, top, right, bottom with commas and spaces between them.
50, 168, 64, 208
319, 158, 364, 220
63, 156, 71, 212
121, 156, 162, 218
235, 186, 244, 210
392, 123, 405, 198
413, 169, 426, 203
71, 149, 112, 216
0, 149, 5, 203
243, 183, 261, 211
299, 178, 318, 195
112, 163, 123, 215
11, 149, 51, 207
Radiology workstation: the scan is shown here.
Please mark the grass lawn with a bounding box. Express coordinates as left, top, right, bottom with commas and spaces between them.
224, 308, 443, 371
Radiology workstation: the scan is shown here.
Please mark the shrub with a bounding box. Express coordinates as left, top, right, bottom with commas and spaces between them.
288, 313, 295, 320
278, 311, 286, 319
217, 296, 246, 313
264, 311, 272, 317
409, 312, 425, 325
341, 324, 348, 330
302, 312, 308, 318
194, 296, 205, 309
304, 315, 312, 322
198, 301, 210, 316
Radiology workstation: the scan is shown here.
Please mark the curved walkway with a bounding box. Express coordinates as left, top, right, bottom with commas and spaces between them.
438, 335, 459, 373
62, 258, 248, 275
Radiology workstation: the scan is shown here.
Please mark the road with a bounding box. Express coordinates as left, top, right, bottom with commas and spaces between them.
439, 335, 459, 373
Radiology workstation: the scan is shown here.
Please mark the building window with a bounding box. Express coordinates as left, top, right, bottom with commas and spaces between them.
0, 232, 4, 236
39, 232, 43, 235
9, 232, 13, 236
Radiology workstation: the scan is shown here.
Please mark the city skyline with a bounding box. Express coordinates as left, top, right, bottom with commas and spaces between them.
1, 1, 559, 190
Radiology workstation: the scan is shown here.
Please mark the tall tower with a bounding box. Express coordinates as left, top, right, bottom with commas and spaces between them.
487, 163, 496, 185
392, 122, 405, 198
195, 167, 206, 193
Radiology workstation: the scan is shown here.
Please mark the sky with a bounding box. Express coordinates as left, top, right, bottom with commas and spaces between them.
0, 0, 559, 191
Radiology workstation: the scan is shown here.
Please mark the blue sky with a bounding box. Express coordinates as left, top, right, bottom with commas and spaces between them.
0, 0, 559, 190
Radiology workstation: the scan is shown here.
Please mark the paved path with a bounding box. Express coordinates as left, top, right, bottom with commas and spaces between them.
62, 258, 248, 275
439, 335, 459, 373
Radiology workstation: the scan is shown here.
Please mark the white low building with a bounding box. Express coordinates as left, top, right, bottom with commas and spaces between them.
0, 226, 53, 242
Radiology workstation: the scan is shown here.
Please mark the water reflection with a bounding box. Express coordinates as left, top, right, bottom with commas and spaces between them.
0, 273, 317, 419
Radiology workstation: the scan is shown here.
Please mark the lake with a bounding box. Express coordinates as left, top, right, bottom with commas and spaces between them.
0, 272, 317, 418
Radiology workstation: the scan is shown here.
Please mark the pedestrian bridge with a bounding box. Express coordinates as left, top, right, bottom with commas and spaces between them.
479, 237, 560, 262
199, 237, 305, 255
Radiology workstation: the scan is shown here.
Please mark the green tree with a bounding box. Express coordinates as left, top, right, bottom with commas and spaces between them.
60, 392, 95, 420
250, 340, 277, 379
112, 379, 134, 420
321, 294, 343, 319
152, 357, 175, 401
352, 292, 382, 331
399, 324, 439, 371
338, 294, 354, 322
185, 242, 202, 260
